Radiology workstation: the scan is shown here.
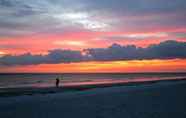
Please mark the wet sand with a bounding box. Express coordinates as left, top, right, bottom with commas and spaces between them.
0, 79, 186, 118
0, 77, 185, 97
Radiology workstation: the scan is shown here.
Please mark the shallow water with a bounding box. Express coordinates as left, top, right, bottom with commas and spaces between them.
0, 73, 186, 88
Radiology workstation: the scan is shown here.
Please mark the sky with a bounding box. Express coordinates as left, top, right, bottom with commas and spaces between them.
0, 0, 186, 73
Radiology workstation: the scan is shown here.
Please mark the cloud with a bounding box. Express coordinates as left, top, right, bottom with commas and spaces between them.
0, 49, 83, 66
1, 0, 186, 37
0, 0, 81, 37
0, 40, 186, 66
54, 12, 110, 31
101, 32, 168, 40
85, 40, 186, 61
54, 41, 86, 46
0, 0, 111, 37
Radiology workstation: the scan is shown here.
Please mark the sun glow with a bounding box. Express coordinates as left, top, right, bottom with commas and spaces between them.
54, 40, 86, 47
1, 59, 186, 73
0, 51, 6, 57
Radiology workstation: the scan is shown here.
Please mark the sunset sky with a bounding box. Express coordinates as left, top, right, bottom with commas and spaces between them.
0, 0, 186, 73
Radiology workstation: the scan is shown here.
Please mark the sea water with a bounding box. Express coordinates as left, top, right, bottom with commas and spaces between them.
0, 73, 186, 88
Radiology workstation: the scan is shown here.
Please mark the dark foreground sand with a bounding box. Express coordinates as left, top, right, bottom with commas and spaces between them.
0, 80, 186, 118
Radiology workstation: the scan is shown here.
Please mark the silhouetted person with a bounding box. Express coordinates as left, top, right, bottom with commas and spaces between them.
56, 78, 60, 88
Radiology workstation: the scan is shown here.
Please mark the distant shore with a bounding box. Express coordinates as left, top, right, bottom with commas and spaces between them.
0, 77, 186, 97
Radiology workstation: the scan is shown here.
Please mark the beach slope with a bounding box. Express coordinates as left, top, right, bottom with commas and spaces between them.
0, 80, 186, 118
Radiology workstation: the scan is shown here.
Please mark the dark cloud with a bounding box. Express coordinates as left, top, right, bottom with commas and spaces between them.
81, 0, 186, 15
0, 50, 83, 66
45, 49, 83, 63
0, 40, 186, 66
85, 40, 186, 61
0, 0, 14, 7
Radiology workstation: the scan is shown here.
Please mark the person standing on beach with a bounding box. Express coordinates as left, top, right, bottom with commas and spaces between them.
56, 78, 60, 88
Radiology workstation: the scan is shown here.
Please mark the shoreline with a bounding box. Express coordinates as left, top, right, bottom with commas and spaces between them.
1, 78, 186, 118
0, 77, 186, 97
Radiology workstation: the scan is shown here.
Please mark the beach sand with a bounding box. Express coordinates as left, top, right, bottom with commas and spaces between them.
0, 80, 186, 118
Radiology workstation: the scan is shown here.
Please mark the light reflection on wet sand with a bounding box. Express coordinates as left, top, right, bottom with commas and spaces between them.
33, 76, 186, 88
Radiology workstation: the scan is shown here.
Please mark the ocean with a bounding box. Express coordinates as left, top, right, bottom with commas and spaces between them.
0, 73, 186, 88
